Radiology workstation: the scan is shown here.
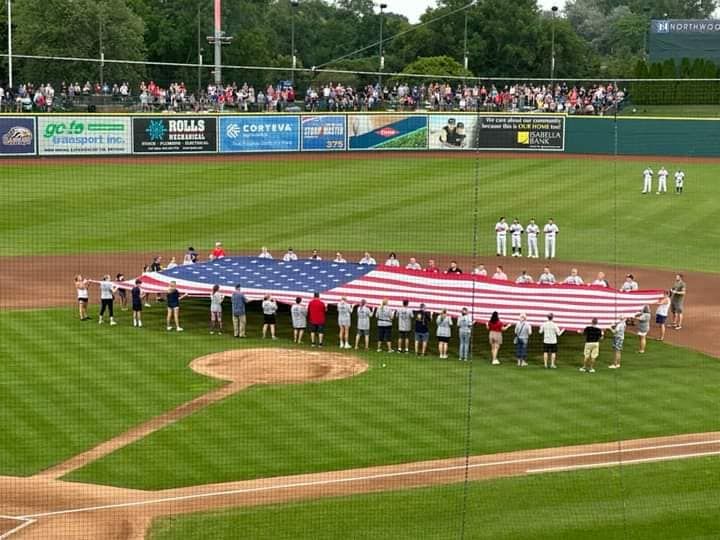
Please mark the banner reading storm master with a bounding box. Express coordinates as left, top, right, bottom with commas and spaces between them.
0, 117, 36, 156
38, 116, 131, 155
133, 117, 217, 154
476, 116, 565, 151
301, 115, 346, 151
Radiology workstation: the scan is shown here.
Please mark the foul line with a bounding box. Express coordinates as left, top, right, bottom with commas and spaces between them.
16, 438, 720, 520
0, 517, 36, 540
527, 449, 720, 474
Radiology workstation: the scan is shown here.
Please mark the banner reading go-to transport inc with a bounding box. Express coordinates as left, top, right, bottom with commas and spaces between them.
37, 116, 131, 155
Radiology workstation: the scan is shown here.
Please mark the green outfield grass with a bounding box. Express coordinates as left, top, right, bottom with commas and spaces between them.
149, 455, 720, 540
0, 301, 702, 490
2, 156, 718, 272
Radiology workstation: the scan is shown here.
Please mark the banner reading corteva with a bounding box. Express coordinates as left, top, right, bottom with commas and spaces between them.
38, 116, 131, 155
219, 116, 300, 153
475, 115, 565, 151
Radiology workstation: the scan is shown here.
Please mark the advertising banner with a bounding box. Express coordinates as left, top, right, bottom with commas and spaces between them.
219, 116, 300, 153
38, 116, 131, 155
428, 115, 478, 150
0, 117, 36, 156
475, 115, 565, 151
133, 117, 217, 153
301, 115, 346, 151
348, 115, 428, 150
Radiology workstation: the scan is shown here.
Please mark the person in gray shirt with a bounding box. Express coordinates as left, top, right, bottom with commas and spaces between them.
635, 305, 651, 353
396, 299, 414, 353
291, 297, 307, 344
231, 285, 247, 338
337, 297, 353, 349
376, 299, 395, 353
457, 307, 473, 361
514, 313, 532, 367
436, 309, 453, 359
354, 299, 373, 351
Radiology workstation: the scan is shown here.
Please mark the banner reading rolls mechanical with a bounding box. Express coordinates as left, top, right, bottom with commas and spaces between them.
475, 115, 565, 151
133, 117, 217, 153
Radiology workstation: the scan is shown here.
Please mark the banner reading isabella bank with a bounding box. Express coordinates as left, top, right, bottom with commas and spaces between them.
476, 115, 565, 151
133, 117, 217, 154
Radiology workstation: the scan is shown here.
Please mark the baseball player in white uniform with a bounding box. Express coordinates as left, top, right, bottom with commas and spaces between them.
495, 217, 509, 257
509, 219, 524, 257
526, 218, 540, 258
657, 166, 668, 194
674, 169, 685, 194
543, 218, 559, 259
642, 167, 653, 194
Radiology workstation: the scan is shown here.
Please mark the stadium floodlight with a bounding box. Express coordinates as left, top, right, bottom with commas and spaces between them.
7, 0, 12, 90
379, 3, 387, 86
550, 5, 558, 83
291, 0, 300, 84
206, 0, 233, 85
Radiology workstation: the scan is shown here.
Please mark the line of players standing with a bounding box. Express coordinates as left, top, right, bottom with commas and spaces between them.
642, 166, 685, 194
494, 217, 559, 258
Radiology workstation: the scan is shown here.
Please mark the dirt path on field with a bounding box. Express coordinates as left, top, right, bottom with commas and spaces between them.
1, 251, 717, 357
2, 431, 719, 539
35, 349, 368, 481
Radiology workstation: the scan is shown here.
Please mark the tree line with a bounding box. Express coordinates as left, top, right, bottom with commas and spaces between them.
0, 0, 717, 91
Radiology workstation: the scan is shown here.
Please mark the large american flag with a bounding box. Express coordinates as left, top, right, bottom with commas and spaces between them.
129, 257, 663, 330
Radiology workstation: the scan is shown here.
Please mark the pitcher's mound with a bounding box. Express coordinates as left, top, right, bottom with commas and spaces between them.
190, 348, 368, 385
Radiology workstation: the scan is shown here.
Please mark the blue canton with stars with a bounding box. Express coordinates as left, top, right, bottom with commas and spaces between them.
160, 257, 374, 293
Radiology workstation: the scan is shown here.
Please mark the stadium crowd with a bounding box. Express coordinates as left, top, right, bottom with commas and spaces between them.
1, 78, 626, 115
75, 245, 686, 372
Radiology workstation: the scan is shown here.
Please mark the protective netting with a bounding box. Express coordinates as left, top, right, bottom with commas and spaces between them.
1, 69, 718, 539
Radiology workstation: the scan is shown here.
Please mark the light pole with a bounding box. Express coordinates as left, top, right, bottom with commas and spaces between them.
207, 0, 233, 86
550, 5, 558, 83
641, 7, 651, 61
291, 0, 299, 84
197, 2, 203, 96
378, 3, 387, 88
463, 10, 468, 72
7, 0, 12, 90
98, 1, 105, 89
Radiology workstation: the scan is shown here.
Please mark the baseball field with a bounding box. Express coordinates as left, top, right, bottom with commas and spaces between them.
1, 150, 719, 539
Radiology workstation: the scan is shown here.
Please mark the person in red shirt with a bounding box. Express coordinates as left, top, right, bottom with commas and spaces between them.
307, 292, 326, 347
211, 242, 225, 260
424, 259, 440, 273
486, 311, 511, 365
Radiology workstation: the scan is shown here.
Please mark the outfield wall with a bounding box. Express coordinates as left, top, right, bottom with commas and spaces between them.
1, 113, 718, 158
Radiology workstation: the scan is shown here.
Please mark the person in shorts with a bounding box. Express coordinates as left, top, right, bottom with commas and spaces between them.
337, 297, 353, 349
262, 295, 278, 339
291, 297, 307, 344
579, 318, 603, 373
354, 299, 373, 350
166, 281, 188, 332
75, 274, 90, 321
635, 305, 651, 353
414, 303, 432, 356
609, 318, 626, 369
375, 299, 394, 353
209, 284, 224, 334
396, 299, 414, 353
670, 274, 686, 330
307, 292, 326, 347
539, 313, 564, 368
435, 309, 453, 359
486, 311, 510, 365
655, 290, 671, 341
131, 279, 144, 327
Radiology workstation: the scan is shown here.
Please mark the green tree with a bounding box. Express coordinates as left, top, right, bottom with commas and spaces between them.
390, 55, 471, 85
12, 0, 145, 85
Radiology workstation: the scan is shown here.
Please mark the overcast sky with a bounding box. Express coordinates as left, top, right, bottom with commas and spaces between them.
388, 0, 567, 23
